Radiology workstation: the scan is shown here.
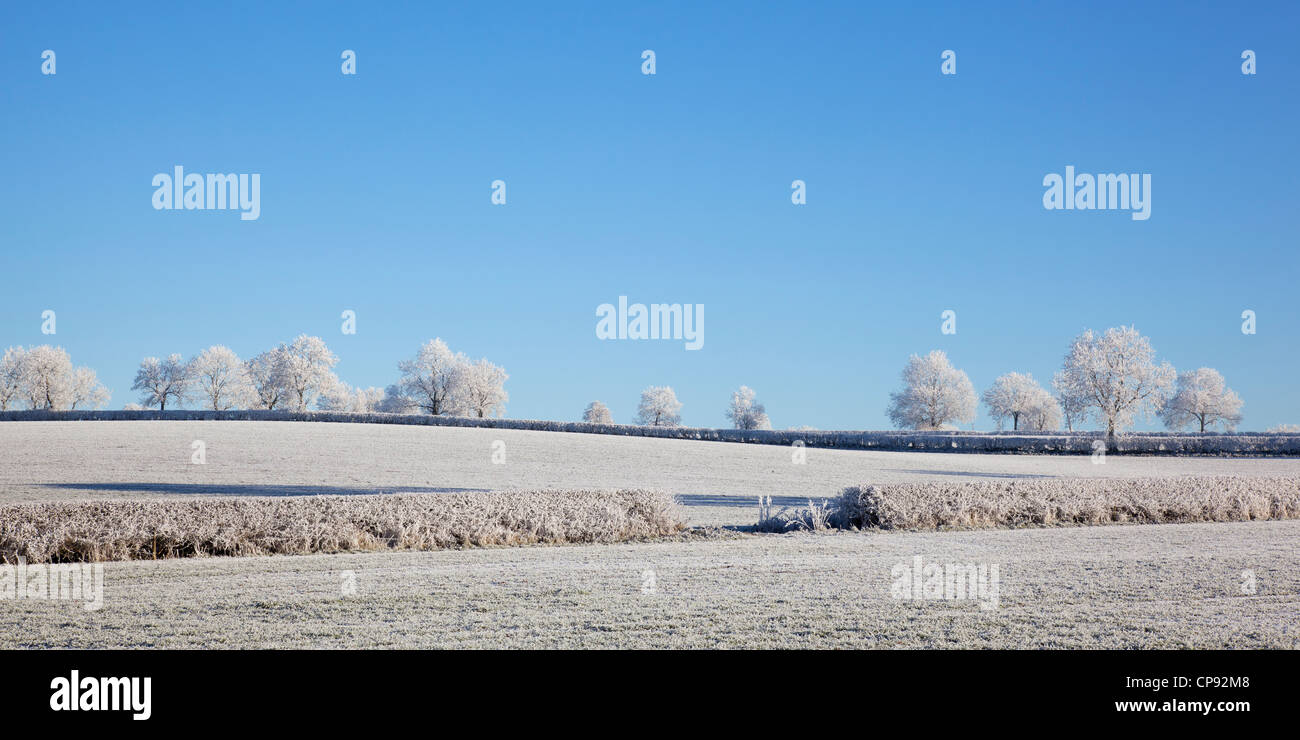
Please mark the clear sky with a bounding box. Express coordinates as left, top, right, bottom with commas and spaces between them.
3, 1, 1297, 430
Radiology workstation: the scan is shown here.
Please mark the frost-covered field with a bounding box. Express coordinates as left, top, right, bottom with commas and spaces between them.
1, 421, 1298, 648
4, 421, 1300, 528
2, 522, 1296, 649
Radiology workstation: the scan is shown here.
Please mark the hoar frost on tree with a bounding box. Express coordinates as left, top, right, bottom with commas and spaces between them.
0, 345, 108, 411
583, 400, 614, 424
1055, 326, 1175, 442
982, 372, 1059, 431
1052, 370, 1090, 431
318, 378, 387, 413
245, 347, 290, 410
376, 383, 418, 414
636, 386, 682, 427
886, 350, 977, 430
395, 338, 508, 417
1160, 367, 1243, 432
398, 338, 469, 416
0, 347, 25, 411
280, 335, 340, 412
69, 366, 111, 410
131, 354, 193, 410
191, 345, 256, 410
1016, 388, 1063, 431
19, 345, 75, 410
725, 385, 771, 430
457, 358, 508, 418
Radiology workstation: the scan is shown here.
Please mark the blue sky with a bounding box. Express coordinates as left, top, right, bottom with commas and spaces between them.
3, 1, 1297, 430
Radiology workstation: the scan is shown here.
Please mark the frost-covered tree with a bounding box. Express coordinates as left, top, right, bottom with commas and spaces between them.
1017, 387, 1062, 431
21, 345, 76, 410
376, 383, 418, 414
398, 338, 469, 416
1160, 367, 1243, 432
1056, 326, 1175, 441
191, 345, 255, 410
131, 354, 192, 410
281, 335, 339, 412
636, 386, 682, 427
1052, 370, 1090, 432
318, 379, 386, 413
981, 372, 1049, 431
583, 400, 614, 424
455, 359, 508, 418
0, 347, 27, 410
886, 350, 977, 430
317, 378, 351, 412
356, 386, 386, 412
245, 347, 289, 410
1267, 424, 1300, 433
69, 366, 110, 410
725, 385, 771, 430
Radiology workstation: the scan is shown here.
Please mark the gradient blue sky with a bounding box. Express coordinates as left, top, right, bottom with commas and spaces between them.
3, 1, 1297, 430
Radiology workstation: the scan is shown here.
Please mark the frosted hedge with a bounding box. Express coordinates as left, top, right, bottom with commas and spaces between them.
757, 476, 1300, 532
836, 476, 1300, 530
0, 489, 686, 563
2, 409, 1299, 455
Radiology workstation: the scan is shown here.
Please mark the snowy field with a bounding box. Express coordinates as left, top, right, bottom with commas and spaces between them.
4, 420, 1300, 528
2, 420, 1298, 648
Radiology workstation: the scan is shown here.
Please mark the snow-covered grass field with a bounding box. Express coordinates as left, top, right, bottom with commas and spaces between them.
2, 420, 1298, 648
6, 420, 1300, 528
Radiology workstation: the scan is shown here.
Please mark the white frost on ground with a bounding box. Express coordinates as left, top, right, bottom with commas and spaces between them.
1, 421, 1297, 648
3, 421, 1299, 528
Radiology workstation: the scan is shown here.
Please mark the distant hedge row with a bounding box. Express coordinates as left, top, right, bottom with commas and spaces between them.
3, 409, 1299, 455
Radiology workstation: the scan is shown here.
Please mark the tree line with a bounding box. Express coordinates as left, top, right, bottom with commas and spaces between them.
587, 326, 1261, 436
0, 336, 509, 419
1, 326, 1285, 435
884, 325, 1245, 437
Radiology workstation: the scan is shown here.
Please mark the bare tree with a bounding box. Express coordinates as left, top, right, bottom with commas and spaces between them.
131, 354, 192, 410
1160, 367, 1243, 432
636, 386, 682, 427
886, 350, 976, 430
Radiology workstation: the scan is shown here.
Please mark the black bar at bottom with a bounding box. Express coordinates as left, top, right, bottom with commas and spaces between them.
0, 649, 1285, 726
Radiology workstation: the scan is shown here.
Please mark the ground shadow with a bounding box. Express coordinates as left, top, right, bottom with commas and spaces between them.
881, 469, 1056, 479
673, 493, 814, 508
38, 483, 492, 497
